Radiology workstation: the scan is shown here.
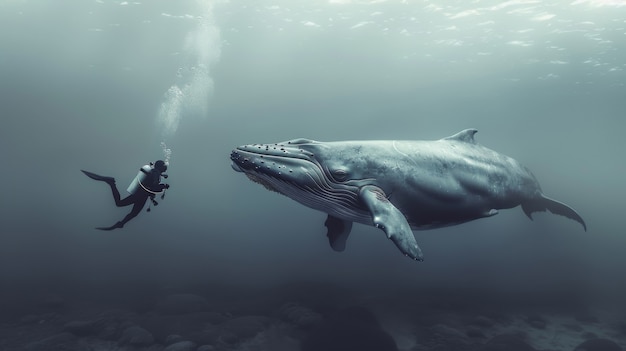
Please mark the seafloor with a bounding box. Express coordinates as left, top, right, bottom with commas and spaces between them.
1, 281, 624, 351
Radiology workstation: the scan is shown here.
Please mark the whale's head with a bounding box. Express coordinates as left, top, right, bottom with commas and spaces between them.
230, 138, 373, 222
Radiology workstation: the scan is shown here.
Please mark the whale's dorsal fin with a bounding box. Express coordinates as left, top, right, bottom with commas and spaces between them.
443, 129, 478, 144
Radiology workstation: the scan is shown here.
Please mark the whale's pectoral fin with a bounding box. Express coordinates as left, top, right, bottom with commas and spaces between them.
324, 215, 353, 252
359, 185, 424, 261
522, 194, 587, 231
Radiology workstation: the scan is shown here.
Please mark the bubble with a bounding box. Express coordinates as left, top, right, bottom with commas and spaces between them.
155, 0, 225, 144
160, 142, 172, 166
157, 86, 184, 139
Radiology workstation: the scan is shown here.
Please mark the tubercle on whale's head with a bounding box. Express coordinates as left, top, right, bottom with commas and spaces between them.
229, 139, 333, 192
229, 139, 318, 178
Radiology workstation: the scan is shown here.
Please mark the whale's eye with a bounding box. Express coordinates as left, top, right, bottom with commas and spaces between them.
332, 168, 348, 181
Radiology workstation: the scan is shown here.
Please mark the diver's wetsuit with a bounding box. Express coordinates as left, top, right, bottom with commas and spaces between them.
81, 166, 168, 231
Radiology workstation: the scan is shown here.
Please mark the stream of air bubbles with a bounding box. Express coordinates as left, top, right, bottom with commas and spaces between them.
156, 1, 223, 166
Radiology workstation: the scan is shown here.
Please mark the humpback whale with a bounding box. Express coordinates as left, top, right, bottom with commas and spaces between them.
230, 129, 586, 261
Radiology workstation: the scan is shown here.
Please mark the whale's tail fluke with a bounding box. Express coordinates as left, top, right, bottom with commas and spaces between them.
522, 195, 587, 231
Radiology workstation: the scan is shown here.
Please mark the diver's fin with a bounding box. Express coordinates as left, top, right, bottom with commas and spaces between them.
324, 215, 353, 252
81, 170, 115, 184
522, 194, 587, 231
359, 185, 424, 261
96, 221, 124, 231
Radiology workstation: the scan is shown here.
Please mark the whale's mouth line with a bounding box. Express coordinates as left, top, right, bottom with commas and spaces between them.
231, 147, 369, 222
235, 145, 315, 162
231, 162, 243, 172
243, 171, 292, 195
243, 167, 367, 221
240, 164, 326, 203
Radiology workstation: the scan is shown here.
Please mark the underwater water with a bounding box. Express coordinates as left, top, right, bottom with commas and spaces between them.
1, 0, 625, 350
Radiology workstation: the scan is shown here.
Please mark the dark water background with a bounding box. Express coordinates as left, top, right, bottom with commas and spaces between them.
1, 0, 625, 334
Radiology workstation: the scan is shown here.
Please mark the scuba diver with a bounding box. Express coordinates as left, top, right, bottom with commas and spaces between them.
81, 160, 170, 230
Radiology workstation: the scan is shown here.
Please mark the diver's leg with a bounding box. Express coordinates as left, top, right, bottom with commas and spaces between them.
82, 170, 131, 207
116, 194, 136, 207
105, 182, 124, 206
83, 171, 126, 206
111, 187, 144, 207
118, 197, 149, 226
81, 170, 131, 207
96, 196, 147, 231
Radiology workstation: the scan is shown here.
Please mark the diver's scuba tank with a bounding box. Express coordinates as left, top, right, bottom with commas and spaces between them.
127, 161, 169, 212
127, 164, 153, 194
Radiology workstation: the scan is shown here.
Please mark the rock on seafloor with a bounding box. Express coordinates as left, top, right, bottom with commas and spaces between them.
573, 338, 622, 351
119, 325, 155, 346
301, 306, 398, 351
164, 340, 196, 351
